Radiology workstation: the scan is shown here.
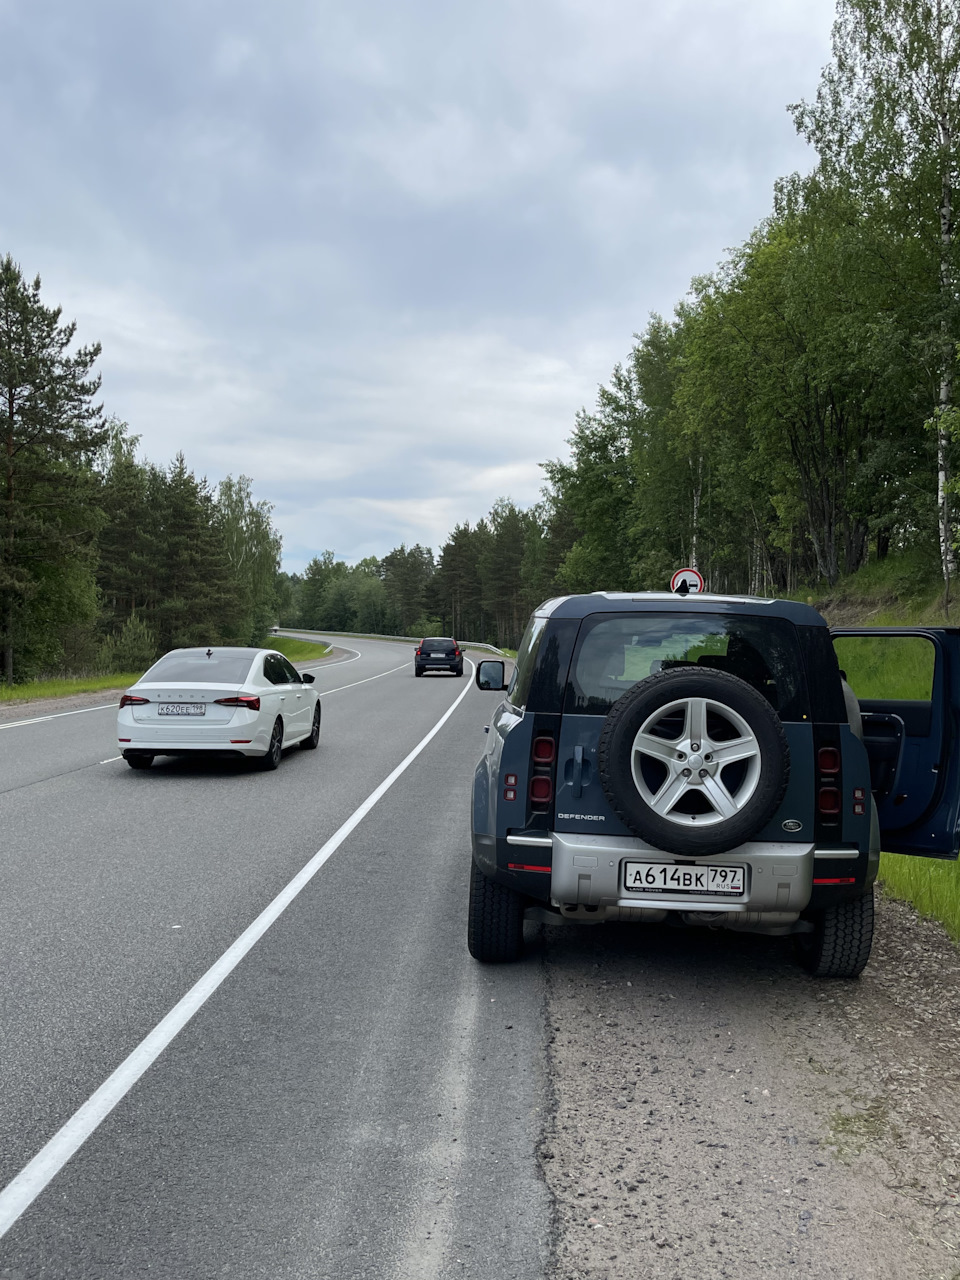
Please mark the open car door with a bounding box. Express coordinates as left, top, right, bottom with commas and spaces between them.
831, 627, 960, 860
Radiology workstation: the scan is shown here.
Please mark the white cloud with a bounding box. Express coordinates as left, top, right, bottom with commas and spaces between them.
0, 0, 838, 572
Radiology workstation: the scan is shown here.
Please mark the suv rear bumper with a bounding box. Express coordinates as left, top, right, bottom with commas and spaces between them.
548, 830, 815, 915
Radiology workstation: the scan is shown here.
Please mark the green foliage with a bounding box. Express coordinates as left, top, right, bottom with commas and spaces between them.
880, 855, 960, 943
99, 614, 158, 676
0, 255, 107, 682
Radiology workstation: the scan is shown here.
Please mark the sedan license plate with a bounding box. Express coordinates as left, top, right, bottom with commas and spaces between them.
623, 862, 744, 896
157, 703, 206, 716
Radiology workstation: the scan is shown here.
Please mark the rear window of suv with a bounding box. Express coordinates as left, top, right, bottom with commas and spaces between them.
564, 612, 810, 721
422, 638, 455, 652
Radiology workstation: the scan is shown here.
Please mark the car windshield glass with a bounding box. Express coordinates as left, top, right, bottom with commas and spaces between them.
140, 651, 255, 684
565, 613, 808, 720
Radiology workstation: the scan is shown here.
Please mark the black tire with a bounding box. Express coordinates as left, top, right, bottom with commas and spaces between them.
415, 667, 423, 678
300, 703, 321, 750
467, 861, 524, 963
259, 718, 283, 770
125, 753, 154, 770
598, 667, 789, 856
455, 665, 464, 677
795, 889, 874, 978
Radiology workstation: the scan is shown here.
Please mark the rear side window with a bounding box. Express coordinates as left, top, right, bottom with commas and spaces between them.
141, 651, 255, 684
507, 616, 547, 709
564, 612, 809, 721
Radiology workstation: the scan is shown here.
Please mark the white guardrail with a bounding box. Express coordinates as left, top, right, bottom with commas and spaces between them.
276, 628, 507, 656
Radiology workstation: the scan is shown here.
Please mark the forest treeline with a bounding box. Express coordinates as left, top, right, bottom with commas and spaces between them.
6, 0, 960, 675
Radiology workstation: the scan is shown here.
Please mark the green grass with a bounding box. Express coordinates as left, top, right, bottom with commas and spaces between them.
879, 854, 960, 941
833, 633, 935, 700
0, 672, 145, 702
264, 636, 331, 662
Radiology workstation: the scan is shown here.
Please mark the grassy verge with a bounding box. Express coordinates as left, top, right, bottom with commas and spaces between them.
0, 672, 144, 702
879, 854, 960, 941
266, 636, 331, 662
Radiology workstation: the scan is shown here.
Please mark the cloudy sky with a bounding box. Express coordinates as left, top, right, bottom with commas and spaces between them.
1, 0, 836, 571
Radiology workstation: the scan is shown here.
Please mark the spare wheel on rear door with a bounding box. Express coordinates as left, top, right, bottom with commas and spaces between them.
597, 667, 790, 856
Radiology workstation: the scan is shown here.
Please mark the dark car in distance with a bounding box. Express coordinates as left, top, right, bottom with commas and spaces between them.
415, 638, 464, 678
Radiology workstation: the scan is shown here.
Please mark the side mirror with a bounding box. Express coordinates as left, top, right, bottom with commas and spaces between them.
301, 672, 315, 684
476, 659, 506, 691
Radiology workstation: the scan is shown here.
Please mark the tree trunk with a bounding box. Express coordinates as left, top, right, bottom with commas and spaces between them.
938, 83, 956, 586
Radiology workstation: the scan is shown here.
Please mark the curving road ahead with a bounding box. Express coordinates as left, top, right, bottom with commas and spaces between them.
0, 636, 549, 1279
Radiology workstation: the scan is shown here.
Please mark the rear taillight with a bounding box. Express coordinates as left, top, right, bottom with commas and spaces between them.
214, 695, 261, 711
818, 787, 841, 815
119, 695, 150, 708
529, 733, 557, 812
530, 776, 553, 804
454, 648, 461, 656
818, 747, 841, 773
416, 648, 421, 655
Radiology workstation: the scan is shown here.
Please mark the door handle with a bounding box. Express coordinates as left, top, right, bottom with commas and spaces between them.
572, 745, 584, 799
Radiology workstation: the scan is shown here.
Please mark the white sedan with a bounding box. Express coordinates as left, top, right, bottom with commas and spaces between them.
117, 647, 321, 770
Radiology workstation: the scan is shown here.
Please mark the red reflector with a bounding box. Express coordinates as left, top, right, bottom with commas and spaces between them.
818, 747, 841, 774
214, 695, 261, 711
119, 695, 150, 708
118, 738, 131, 742
818, 787, 841, 815
230, 739, 252, 744
503, 788, 517, 801
530, 776, 553, 803
532, 736, 556, 764
507, 864, 551, 873
813, 877, 856, 885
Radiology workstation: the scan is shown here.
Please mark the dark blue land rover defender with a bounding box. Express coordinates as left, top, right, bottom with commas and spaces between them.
470, 592, 960, 978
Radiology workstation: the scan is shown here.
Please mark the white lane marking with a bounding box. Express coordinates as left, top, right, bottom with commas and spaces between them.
0, 703, 119, 731
99, 757, 123, 764
314, 662, 411, 695
0, 660, 476, 1238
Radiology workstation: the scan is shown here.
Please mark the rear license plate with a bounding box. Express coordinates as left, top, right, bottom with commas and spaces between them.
623, 862, 744, 896
158, 704, 206, 716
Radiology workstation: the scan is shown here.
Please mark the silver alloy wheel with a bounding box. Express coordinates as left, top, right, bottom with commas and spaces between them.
630, 695, 762, 827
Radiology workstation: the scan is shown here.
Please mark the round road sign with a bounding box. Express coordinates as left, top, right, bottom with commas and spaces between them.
670, 566, 704, 594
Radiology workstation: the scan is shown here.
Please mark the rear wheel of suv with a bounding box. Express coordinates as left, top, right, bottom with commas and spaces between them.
415, 666, 423, 678
598, 667, 790, 856
795, 889, 874, 978
467, 861, 524, 962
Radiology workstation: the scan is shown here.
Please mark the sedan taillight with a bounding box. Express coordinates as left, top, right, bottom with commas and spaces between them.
119, 695, 150, 708
214, 695, 261, 710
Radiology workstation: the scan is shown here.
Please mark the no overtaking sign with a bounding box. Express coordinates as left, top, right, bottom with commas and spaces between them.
670, 567, 704, 594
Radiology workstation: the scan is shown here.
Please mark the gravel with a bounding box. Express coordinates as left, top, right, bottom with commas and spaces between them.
540, 891, 960, 1279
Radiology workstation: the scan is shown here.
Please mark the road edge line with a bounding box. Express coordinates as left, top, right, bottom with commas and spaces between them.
0, 661, 477, 1239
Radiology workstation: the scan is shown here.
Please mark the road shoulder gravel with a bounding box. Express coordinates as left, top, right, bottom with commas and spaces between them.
540, 891, 960, 1279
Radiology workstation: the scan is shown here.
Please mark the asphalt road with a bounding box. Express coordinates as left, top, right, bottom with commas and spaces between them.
0, 636, 550, 1279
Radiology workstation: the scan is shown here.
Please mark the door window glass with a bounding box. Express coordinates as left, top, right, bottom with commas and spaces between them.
263, 654, 287, 685
832, 635, 935, 702
564, 613, 808, 720
279, 657, 301, 683
507, 616, 546, 709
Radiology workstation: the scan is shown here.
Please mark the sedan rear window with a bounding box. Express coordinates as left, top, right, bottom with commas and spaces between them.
565, 613, 809, 721
422, 639, 455, 652
140, 651, 256, 684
